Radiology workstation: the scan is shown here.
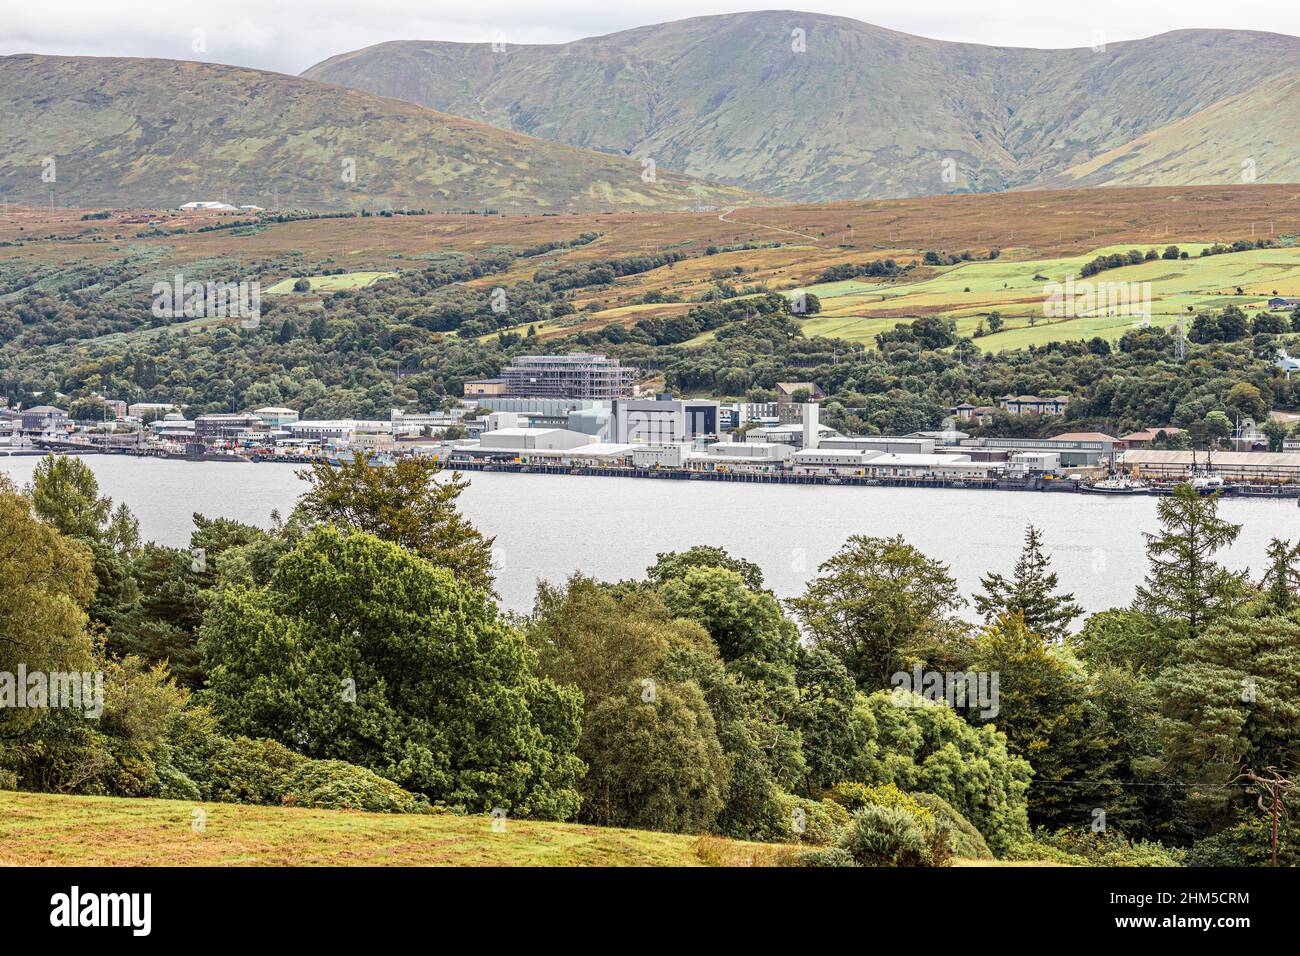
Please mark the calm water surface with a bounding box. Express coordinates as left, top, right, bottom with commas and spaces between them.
3, 455, 1296, 619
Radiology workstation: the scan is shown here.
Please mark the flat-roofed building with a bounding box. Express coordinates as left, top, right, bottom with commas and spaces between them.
999, 394, 1069, 416
792, 448, 882, 475
287, 420, 391, 442
688, 442, 794, 474
820, 436, 936, 455
1124, 450, 1300, 482
961, 434, 1116, 467
502, 354, 637, 400
464, 378, 507, 397
863, 453, 1000, 479
195, 413, 263, 443
613, 395, 720, 444
251, 406, 299, 428
128, 402, 177, 420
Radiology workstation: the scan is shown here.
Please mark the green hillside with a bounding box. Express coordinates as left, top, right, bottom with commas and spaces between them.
304, 12, 1300, 201
1046, 72, 1300, 189
0, 55, 757, 212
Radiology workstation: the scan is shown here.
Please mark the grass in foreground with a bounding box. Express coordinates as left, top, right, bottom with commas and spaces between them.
0, 792, 788, 867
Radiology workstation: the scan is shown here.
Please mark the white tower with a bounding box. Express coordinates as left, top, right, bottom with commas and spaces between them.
802, 403, 820, 451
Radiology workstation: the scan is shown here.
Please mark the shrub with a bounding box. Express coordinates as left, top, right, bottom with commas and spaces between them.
1007, 828, 1184, 867
284, 760, 431, 814
1187, 817, 1299, 868
791, 846, 858, 867
909, 792, 993, 860
829, 782, 952, 865
778, 793, 851, 845
842, 805, 934, 867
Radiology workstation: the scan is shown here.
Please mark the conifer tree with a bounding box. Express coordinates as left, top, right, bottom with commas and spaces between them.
1135, 486, 1245, 640
974, 524, 1082, 642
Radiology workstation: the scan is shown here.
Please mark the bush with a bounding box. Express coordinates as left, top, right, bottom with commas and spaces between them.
909, 792, 993, 860
1187, 817, 1299, 868
778, 793, 851, 845
163, 708, 429, 813
842, 805, 935, 867
829, 782, 952, 865
790, 846, 858, 867
0, 769, 16, 790
1007, 829, 1184, 867
284, 760, 431, 814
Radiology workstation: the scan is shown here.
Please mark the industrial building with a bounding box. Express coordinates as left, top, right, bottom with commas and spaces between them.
960, 434, 1117, 467
612, 395, 720, 444
195, 413, 264, 443
501, 354, 637, 400
687, 442, 794, 474
1123, 450, 1300, 482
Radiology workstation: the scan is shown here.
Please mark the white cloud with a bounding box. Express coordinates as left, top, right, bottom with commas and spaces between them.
2, 1, 1298, 75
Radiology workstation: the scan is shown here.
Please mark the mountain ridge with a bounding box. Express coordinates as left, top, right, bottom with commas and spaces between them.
0, 53, 758, 211
303, 10, 1300, 200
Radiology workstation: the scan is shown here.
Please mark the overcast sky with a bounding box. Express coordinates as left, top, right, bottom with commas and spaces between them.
4, 1, 1299, 75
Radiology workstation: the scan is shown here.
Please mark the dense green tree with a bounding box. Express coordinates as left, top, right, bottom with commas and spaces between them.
969, 613, 1121, 830
0, 478, 97, 740
646, 545, 767, 593
1068, 608, 1172, 676
788, 535, 965, 690
1260, 537, 1300, 612
580, 677, 728, 833
657, 566, 799, 670
974, 524, 1082, 641
856, 689, 1032, 854
200, 526, 582, 818
29, 454, 111, 541
294, 453, 495, 592
1154, 612, 1300, 825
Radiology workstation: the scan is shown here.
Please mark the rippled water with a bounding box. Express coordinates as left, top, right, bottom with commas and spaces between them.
3, 454, 1295, 619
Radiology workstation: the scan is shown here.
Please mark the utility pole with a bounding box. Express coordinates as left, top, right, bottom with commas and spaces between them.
1236, 768, 1293, 867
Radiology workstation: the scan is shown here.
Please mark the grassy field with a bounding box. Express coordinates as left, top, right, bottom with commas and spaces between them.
264, 271, 397, 294
793, 243, 1300, 349
5, 184, 1298, 354
0, 792, 789, 867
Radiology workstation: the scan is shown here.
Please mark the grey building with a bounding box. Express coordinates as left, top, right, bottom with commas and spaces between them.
612, 395, 719, 444
502, 354, 637, 400
20, 405, 69, 434
195, 413, 264, 443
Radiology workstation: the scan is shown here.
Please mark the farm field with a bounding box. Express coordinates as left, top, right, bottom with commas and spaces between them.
4, 184, 1298, 354
0, 791, 788, 867
264, 271, 397, 293
792, 243, 1300, 349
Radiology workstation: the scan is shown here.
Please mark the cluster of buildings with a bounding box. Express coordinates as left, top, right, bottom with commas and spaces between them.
11, 350, 1300, 484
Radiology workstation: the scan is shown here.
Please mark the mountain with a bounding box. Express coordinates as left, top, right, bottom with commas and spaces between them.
0, 55, 756, 211
1043, 72, 1300, 189
303, 10, 1300, 201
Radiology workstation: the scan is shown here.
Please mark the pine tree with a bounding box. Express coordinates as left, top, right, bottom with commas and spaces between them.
1135, 485, 1245, 640
1261, 537, 1300, 612
974, 524, 1082, 642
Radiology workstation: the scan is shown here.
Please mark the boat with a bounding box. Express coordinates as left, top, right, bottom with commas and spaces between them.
1189, 473, 1228, 495
1079, 477, 1146, 495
